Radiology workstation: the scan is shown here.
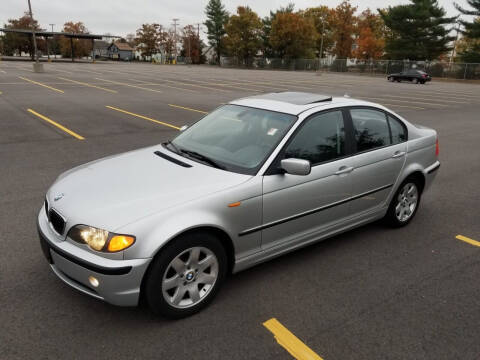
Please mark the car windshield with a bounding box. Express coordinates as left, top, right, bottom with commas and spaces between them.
170, 105, 297, 175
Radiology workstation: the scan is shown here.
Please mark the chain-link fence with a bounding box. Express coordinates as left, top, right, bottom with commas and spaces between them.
218, 57, 480, 80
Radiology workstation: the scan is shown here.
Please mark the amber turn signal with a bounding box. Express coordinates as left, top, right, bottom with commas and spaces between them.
108, 235, 135, 252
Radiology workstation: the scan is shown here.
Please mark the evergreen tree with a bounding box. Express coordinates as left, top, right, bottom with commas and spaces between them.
379, 0, 456, 60
204, 0, 229, 64
455, 0, 480, 62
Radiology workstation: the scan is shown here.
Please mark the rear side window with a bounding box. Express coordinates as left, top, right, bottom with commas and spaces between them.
388, 115, 407, 144
350, 109, 391, 152
284, 110, 345, 165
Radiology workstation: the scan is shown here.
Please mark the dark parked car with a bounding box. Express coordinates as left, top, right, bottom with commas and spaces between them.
387, 69, 432, 84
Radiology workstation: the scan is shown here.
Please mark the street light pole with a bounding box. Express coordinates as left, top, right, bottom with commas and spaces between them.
27, 0, 39, 63
27, 0, 44, 72
172, 18, 179, 64
50, 24, 56, 59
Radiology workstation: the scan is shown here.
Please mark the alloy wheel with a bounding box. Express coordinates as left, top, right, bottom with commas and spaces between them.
395, 182, 418, 222
162, 246, 219, 309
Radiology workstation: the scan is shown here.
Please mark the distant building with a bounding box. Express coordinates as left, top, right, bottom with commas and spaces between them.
108, 41, 134, 60
93, 40, 109, 59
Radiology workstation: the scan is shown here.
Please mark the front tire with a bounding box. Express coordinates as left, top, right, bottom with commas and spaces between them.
388, 76, 394, 82
385, 179, 422, 227
144, 231, 227, 319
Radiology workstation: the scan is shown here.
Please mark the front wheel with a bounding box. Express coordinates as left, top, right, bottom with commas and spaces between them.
385, 180, 422, 227
144, 231, 227, 318
388, 76, 394, 82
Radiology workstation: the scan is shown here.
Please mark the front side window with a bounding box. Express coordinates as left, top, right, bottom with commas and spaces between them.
351, 109, 391, 152
171, 105, 296, 175
284, 110, 346, 165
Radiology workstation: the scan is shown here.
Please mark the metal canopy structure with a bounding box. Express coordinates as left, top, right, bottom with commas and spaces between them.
0, 28, 121, 61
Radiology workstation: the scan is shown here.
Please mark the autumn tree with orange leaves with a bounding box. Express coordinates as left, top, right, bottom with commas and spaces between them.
329, 0, 357, 58
60, 22, 91, 58
354, 9, 385, 59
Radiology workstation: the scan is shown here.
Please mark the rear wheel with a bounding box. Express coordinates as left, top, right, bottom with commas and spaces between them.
144, 231, 227, 318
412, 78, 419, 84
385, 179, 422, 227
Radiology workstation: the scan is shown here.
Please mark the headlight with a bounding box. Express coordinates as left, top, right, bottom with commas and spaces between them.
68, 225, 135, 252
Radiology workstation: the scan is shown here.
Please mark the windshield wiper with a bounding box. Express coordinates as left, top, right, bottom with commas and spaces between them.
179, 149, 226, 170
163, 140, 181, 155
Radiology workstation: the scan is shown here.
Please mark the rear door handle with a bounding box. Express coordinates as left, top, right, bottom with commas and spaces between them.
391, 151, 406, 158
335, 166, 354, 175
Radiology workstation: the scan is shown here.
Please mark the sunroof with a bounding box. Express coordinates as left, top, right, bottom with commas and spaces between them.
251, 92, 332, 105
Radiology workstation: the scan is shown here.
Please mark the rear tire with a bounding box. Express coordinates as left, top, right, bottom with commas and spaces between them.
385, 179, 422, 227
144, 231, 227, 319
412, 78, 419, 84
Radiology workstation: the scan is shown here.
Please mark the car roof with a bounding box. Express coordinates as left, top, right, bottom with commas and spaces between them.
229, 91, 377, 115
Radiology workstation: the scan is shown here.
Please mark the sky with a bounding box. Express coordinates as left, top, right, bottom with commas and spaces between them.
0, 0, 472, 38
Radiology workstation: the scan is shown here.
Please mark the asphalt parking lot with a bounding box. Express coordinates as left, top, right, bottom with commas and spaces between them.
1, 61, 479, 360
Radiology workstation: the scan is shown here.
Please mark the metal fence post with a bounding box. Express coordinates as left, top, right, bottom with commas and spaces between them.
464, 64, 468, 80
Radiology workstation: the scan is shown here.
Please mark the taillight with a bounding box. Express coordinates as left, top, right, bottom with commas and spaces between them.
422, 74, 427, 78
435, 138, 439, 156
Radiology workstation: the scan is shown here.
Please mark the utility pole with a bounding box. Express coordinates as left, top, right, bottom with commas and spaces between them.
319, 20, 325, 61
450, 21, 461, 65
27, 0, 43, 72
50, 24, 56, 59
172, 18, 179, 64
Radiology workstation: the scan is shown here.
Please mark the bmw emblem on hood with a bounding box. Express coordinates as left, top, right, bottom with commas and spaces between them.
54, 193, 65, 202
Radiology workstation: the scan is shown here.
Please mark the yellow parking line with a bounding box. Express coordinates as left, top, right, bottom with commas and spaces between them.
27, 109, 84, 140
19, 76, 64, 93
168, 104, 208, 114
95, 78, 163, 93
106, 105, 180, 130
263, 318, 324, 360
58, 77, 117, 93
456, 235, 480, 247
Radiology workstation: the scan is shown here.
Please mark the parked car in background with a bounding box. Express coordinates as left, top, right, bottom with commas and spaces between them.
387, 69, 432, 84
38, 92, 440, 318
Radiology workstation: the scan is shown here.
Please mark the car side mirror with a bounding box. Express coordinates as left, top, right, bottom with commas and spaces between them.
180, 125, 188, 131
280, 158, 311, 176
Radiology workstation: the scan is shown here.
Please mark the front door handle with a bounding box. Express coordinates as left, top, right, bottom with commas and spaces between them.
335, 166, 354, 175
391, 151, 406, 158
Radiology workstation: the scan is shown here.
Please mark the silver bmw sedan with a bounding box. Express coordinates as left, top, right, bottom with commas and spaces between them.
38, 92, 440, 318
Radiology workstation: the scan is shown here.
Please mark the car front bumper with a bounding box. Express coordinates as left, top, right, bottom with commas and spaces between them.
37, 208, 151, 306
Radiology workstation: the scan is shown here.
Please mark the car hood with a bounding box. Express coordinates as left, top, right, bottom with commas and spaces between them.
47, 146, 251, 231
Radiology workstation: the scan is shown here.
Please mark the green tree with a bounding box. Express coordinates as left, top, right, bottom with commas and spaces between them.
455, 1, 480, 62
204, 0, 229, 64
224, 6, 262, 64
261, 4, 295, 58
270, 12, 317, 58
379, 0, 456, 60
